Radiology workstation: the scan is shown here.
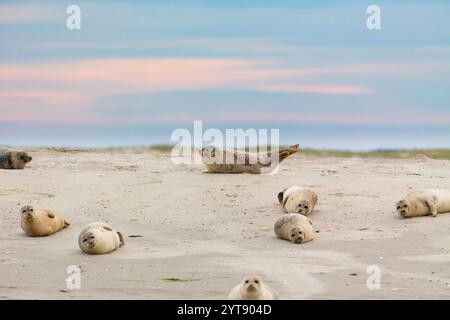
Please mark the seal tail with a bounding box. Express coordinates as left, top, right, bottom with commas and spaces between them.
278, 144, 300, 163
117, 232, 125, 247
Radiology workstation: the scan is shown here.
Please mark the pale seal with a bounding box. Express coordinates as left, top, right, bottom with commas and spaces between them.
201, 144, 300, 174
78, 222, 125, 254
20, 205, 70, 237
0, 150, 32, 169
396, 189, 450, 218
278, 186, 318, 215
227, 276, 279, 300
274, 213, 314, 244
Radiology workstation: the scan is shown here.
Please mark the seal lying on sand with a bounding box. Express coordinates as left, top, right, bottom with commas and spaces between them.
0, 150, 32, 169
201, 144, 300, 174
78, 222, 124, 254
396, 189, 450, 218
20, 205, 69, 237
227, 276, 278, 300
274, 213, 314, 244
278, 186, 318, 215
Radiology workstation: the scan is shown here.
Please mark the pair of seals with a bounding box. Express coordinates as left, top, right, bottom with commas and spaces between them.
0, 150, 32, 169
20, 205, 69, 237
227, 276, 278, 300
275, 186, 318, 244
20, 206, 124, 254
78, 222, 124, 255
201, 144, 300, 174
396, 189, 450, 218
278, 186, 318, 215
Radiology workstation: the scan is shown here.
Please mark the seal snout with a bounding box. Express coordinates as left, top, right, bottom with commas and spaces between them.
293, 236, 304, 244
247, 284, 257, 292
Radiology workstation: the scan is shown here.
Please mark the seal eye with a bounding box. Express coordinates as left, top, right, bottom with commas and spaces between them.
304, 205, 309, 209
397, 206, 401, 210
245, 280, 249, 284
255, 280, 259, 284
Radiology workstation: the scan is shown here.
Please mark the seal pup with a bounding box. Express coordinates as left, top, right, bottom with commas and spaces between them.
227, 276, 278, 300
78, 222, 125, 254
278, 186, 318, 215
396, 189, 450, 218
274, 213, 314, 244
0, 150, 32, 169
20, 205, 70, 237
201, 144, 300, 174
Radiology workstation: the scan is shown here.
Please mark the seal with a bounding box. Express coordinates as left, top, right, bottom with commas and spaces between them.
396, 189, 450, 218
278, 186, 318, 215
78, 222, 125, 254
0, 150, 32, 169
20, 205, 70, 237
274, 213, 314, 244
227, 276, 278, 300
201, 144, 300, 174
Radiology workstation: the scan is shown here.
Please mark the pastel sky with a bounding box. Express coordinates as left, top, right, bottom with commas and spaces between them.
1, 0, 449, 149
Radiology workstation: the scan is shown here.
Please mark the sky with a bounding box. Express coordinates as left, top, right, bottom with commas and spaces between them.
0, 0, 449, 150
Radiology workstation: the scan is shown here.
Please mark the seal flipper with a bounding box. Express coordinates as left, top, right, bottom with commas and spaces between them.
117, 232, 125, 247
277, 189, 287, 204
64, 221, 70, 228
278, 144, 300, 163
425, 198, 438, 217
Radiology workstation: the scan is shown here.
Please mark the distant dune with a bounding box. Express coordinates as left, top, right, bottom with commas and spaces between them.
10, 145, 450, 160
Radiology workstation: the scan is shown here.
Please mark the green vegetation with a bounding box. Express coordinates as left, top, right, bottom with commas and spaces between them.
150, 145, 450, 160
299, 148, 450, 159
45, 145, 450, 160
161, 277, 200, 282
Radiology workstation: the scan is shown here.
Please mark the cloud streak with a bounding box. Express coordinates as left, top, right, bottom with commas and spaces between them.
0, 4, 57, 24
0, 58, 373, 121
2, 58, 447, 126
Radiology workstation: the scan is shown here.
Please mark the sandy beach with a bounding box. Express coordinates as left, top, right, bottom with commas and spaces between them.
1, 149, 450, 300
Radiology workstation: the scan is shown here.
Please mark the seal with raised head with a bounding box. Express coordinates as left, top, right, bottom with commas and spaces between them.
274, 213, 314, 244
78, 222, 125, 254
278, 185, 318, 215
201, 144, 300, 174
396, 189, 450, 218
20, 205, 70, 237
227, 276, 278, 300
0, 150, 32, 169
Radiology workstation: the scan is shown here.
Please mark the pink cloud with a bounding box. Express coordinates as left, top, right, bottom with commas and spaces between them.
0, 58, 366, 94
0, 4, 56, 23
0, 90, 91, 106
0, 58, 376, 124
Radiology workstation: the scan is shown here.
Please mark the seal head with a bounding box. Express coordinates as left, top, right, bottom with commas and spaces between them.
396, 199, 410, 217
20, 205, 35, 220
288, 227, 305, 244
241, 276, 263, 298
